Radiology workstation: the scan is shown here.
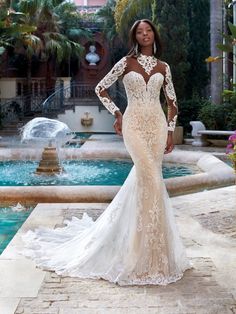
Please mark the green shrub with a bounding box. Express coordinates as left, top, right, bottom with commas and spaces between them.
198, 102, 235, 130
227, 108, 236, 130
171, 96, 235, 133
178, 97, 210, 134
0, 111, 4, 128
197, 102, 217, 129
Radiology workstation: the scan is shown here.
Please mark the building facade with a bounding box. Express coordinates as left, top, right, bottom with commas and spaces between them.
0, 0, 119, 133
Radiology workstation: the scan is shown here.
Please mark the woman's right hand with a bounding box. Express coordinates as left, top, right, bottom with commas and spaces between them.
114, 111, 123, 136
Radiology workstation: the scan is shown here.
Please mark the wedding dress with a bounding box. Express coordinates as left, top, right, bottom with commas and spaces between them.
22, 55, 190, 286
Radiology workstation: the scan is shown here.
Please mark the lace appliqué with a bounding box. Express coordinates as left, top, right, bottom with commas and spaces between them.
168, 115, 177, 132
137, 54, 158, 75
95, 57, 127, 115
21, 56, 191, 288
163, 63, 178, 132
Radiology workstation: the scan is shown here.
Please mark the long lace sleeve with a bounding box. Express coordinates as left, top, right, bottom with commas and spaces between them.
162, 63, 178, 131
95, 57, 127, 115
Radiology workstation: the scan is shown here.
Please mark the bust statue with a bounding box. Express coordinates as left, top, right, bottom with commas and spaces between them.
85, 45, 100, 65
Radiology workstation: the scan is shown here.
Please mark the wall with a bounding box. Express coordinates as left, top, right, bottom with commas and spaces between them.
57, 105, 115, 132
0, 78, 17, 98
75, 33, 110, 87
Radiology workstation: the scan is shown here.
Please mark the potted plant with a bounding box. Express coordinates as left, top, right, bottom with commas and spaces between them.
173, 124, 184, 145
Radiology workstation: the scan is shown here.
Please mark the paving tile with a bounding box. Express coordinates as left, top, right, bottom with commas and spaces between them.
4, 186, 235, 313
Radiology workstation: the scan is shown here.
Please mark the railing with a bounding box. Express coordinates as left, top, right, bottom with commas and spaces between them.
0, 95, 46, 122
42, 83, 98, 114
42, 83, 127, 115
0, 82, 128, 122
15, 78, 48, 98
109, 86, 127, 113
68, 84, 96, 99
0, 77, 51, 122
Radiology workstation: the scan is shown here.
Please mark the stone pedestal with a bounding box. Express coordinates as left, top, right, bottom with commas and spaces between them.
173, 126, 184, 145
36, 147, 63, 175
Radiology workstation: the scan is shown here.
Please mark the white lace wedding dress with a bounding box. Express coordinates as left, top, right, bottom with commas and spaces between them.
22, 55, 190, 286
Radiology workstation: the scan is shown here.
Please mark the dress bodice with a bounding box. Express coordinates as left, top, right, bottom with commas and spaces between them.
95, 56, 178, 131
122, 71, 164, 107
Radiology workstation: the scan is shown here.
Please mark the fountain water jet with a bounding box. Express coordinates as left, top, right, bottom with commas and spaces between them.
21, 117, 73, 175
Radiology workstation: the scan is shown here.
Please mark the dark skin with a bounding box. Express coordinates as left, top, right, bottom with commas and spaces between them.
113, 21, 174, 154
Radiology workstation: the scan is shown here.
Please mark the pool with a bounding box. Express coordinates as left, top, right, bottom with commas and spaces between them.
72, 132, 114, 139
64, 132, 116, 148
0, 160, 198, 186
64, 132, 92, 148
0, 205, 33, 254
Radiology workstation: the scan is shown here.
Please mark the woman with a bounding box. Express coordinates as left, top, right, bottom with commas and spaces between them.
23, 19, 190, 286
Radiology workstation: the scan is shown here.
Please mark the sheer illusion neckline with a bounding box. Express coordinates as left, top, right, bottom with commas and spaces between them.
123, 71, 164, 87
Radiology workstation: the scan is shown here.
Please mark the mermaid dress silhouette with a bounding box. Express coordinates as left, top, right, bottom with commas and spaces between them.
22, 55, 190, 286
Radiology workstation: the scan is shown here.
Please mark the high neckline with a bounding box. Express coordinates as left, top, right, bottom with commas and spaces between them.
139, 53, 156, 58
137, 53, 158, 75
139, 52, 156, 58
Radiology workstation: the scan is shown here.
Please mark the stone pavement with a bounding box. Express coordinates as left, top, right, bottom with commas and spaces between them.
10, 185, 236, 314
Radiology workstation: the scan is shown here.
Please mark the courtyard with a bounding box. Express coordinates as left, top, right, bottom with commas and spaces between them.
0, 134, 235, 314
0, 0, 236, 313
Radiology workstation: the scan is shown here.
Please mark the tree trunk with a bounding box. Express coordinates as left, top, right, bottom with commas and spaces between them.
210, 0, 223, 105
24, 55, 32, 114
46, 58, 56, 97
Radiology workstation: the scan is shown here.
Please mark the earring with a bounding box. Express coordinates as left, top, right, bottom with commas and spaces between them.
134, 43, 139, 55
153, 42, 157, 54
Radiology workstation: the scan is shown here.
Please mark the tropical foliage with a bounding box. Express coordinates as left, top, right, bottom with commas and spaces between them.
96, 0, 126, 62
96, 0, 211, 133
0, 0, 90, 102
186, 0, 210, 98
114, 0, 152, 39
111, 0, 191, 100
154, 0, 190, 100
206, 15, 236, 130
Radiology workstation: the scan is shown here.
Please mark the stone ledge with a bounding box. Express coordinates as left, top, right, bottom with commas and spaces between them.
0, 151, 234, 203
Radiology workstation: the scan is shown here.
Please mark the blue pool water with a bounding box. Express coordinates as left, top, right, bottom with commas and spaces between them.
0, 160, 197, 186
65, 132, 116, 148
64, 132, 92, 147
0, 160, 197, 254
72, 132, 114, 139
0, 206, 33, 254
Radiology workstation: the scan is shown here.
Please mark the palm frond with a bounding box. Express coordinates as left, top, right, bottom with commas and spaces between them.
0, 46, 6, 55
18, 0, 41, 16
118, 0, 153, 39
22, 33, 42, 51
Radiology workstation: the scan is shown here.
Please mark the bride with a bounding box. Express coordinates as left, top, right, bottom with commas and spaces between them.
22, 19, 190, 286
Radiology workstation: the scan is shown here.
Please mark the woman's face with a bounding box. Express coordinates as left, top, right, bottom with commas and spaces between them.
135, 21, 155, 47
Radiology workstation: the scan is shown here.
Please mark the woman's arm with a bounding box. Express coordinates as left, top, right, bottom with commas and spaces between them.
162, 63, 178, 132
95, 57, 127, 115
162, 63, 178, 153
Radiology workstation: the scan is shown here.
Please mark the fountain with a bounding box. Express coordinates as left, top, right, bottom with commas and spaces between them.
35, 142, 63, 175
21, 117, 72, 175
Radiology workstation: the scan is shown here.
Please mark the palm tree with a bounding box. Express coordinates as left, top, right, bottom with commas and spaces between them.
210, 0, 223, 104
1, 0, 89, 111
18, 0, 85, 96
96, 0, 127, 62
0, 1, 35, 56
96, 0, 117, 45
114, 0, 152, 39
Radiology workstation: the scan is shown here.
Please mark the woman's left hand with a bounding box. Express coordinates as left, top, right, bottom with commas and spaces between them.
164, 132, 174, 154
